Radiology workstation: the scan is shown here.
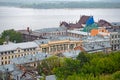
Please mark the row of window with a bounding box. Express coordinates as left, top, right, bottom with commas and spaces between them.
1, 61, 10, 65
1, 52, 36, 60
111, 40, 120, 44
0, 48, 36, 55
111, 34, 120, 39
0, 52, 36, 65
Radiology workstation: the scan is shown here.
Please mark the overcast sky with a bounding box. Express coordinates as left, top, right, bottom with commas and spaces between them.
41, 0, 120, 2
0, 0, 120, 2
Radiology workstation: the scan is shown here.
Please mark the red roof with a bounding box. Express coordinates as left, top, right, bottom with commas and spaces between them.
60, 15, 91, 29
98, 19, 112, 27
74, 46, 85, 51
78, 15, 91, 24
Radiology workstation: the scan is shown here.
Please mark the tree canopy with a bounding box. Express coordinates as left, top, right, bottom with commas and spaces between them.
0, 29, 23, 44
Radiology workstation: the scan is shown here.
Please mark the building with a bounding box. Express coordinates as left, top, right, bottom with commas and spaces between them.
74, 36, 111, 53
0, 52, 51, 80
60, 15, 91, 29
67, 29, 90, 38
18, 27, 67, 42
0, 42, 39, 65
108, 29, 120, 51
90, 27, 110, 36
34, 27, 67, 36
35, 36, 82, 55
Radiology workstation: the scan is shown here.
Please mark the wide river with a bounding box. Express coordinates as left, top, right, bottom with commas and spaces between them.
0, 7, 120, 33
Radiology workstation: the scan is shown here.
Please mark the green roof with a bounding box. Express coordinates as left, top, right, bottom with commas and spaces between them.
83, 23, 98, 32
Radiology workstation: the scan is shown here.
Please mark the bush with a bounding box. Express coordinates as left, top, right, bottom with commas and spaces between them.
112, 71, 120, 80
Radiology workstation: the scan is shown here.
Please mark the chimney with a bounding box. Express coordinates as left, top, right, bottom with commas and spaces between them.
27, 27, 29, 32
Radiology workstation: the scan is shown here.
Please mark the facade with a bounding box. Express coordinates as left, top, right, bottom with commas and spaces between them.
91, 27, 110, 36
110, 30, 120, 51
107, 22, 120, 51
0, 42, 39, 65
76, 36, 111, 53
35, 36, 82, 54
0, 52, 51, 80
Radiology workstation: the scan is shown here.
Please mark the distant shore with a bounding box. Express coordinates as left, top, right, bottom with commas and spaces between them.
0, 1, 120, 9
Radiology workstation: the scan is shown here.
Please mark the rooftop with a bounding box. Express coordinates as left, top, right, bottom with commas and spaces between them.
82, 36, 111, 52
68, 29, 90, 36
34, 27, 66, 33
35, 35, 81, 45
63, 50, 81, 58
111, 22, 120, 26
11, 52, 51, 64
0, 64, 16, 72
0, 42, 38, 53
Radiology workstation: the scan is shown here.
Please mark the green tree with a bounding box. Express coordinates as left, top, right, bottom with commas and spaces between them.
53, 58, 80, 79
0, 38, 5, 45
1, 29, 23, 43
76, 52, 89, 67
37, 56, 60, 75
112, 71, 120, 80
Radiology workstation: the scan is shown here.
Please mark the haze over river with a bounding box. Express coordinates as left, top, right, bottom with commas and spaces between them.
0, 7, 120, 33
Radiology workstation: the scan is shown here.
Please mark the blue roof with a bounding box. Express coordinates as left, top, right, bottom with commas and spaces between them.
86, 16, 94, 26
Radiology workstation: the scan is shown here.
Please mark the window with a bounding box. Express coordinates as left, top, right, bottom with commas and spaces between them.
1, 57, 3, 60
5, 61, 7, 64
5, 57, 7, 59
18, 50, 20, 52
1, 61, 4, 65
9, 56, 10, 59
5, 52, 7, 54
11, 51, 14, 53
12, 56, 14, 58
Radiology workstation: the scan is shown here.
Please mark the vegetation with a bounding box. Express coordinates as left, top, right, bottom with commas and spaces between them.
0, 38, 5, 45
37, 51, 120, 80
0, 29, 23, 45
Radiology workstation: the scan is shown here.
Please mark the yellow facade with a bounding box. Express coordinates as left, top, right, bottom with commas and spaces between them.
0, 48, 39, 65
40, 39, 82, 54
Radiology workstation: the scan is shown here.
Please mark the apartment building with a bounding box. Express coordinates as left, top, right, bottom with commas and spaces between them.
0, 42, 39, 65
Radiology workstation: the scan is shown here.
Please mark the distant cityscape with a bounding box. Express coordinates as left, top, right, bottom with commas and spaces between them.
0, 15, 120, 80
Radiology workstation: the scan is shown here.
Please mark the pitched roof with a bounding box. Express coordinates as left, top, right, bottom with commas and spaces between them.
78, 15, 91, 24
86, 16, 94, 26
0, 42, 38, 53
98, 19, 112, 27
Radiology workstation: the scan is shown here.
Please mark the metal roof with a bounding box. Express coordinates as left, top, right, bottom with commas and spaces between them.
0, 42, 39, 53
67, 30, 90, 36
63, 50, 81, 58
34, 27, 66, 33
10, 52, 51, 64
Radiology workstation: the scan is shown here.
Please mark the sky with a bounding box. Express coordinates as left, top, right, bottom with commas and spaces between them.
0, 0, 120, 2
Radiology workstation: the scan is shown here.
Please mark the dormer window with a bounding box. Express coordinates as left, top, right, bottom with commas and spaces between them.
18, 50, 20, 52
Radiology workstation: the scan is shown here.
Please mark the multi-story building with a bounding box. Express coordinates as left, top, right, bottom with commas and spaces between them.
0, 42, 39, 65
18, 27, 67, 42
74, 36, 111, 53
35, 36, 82, 55
109, 29, 120, 51
106, 22, 120, 51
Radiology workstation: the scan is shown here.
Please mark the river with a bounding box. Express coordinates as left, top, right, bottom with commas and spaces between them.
0, 7, 120, 33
